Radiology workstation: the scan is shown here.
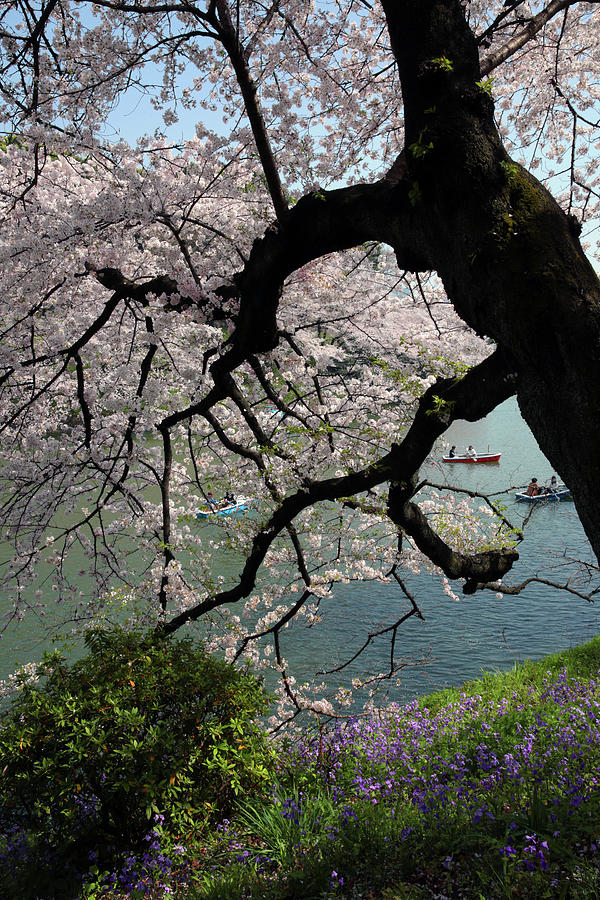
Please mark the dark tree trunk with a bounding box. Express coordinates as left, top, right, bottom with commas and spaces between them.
225, 0, 600, 567
228, 3, 600, 559
380, 0, 600, 559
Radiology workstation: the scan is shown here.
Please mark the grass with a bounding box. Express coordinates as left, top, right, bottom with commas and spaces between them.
418, 637, 600, 714
6, 637, 600, 899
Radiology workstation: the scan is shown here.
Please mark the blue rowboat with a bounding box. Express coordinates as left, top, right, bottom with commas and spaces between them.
196, 497, 252, 519
515, 488, 571, 503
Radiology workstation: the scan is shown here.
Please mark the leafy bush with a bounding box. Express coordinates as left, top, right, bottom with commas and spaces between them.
0, 626, 273, 895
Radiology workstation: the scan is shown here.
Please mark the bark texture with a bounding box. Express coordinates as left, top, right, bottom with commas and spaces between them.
381, 0, 600, 558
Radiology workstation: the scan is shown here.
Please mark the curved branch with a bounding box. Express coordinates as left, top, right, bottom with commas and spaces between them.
231, 178, 430, 356
379, 0, 600, 562
388, 490, 518, 592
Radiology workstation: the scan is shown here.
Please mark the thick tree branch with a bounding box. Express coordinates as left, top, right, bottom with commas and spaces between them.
231, 180, 432, 356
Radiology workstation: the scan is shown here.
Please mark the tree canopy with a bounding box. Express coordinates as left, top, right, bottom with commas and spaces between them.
1, 0, 599, 721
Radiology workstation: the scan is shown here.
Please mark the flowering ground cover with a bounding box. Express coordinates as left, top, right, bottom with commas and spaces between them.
4, 637, 600, 898
188, 639, 600, 899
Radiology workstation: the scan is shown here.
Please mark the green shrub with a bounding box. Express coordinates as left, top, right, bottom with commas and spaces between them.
0, 626, 273, 882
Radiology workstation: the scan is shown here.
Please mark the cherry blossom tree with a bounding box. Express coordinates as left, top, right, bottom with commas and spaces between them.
0, 0, 599, 719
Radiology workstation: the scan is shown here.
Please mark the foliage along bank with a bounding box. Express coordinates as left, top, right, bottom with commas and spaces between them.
3, 629, 600, 898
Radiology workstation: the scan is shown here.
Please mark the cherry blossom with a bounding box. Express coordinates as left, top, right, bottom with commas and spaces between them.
0, 1, 599, 722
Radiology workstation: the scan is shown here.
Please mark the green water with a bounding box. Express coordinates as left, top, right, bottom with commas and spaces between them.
278, 398, 598, 703
0, 398, 597, 706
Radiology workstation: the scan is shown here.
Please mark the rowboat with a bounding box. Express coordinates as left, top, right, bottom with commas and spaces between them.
515, 488, 571, 503
197, 497, 253, 518
442, 451, 501, 463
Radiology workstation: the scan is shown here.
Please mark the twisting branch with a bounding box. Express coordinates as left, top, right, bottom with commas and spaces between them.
479, 576, 598, 603
385, 353, 520, 591
228, 173, 431, 354
388, 484, 518, 593
159, 347, 519, 635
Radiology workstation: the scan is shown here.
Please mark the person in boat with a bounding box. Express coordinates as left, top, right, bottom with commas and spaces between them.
465, 445, 477, 459
526, 477, 541, 496
541, 475, 559, 494
207, 491, 217, 508
224, 490, 236, 504
448, 445, 456, 458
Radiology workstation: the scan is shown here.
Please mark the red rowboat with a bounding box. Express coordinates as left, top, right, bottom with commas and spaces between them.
442, 451, 501, 463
